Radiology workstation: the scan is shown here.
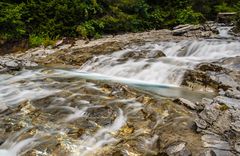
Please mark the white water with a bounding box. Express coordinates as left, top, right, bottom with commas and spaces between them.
0, 26, 239, 156
217, 26, 233, 38
0, 128, 38, 156
81, 39, 240, 86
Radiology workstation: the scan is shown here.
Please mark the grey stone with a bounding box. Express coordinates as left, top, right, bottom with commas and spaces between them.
234, 141, 240, 153
5, 60, 19, 68
199, 107, 220, 124
214, 96, 240, 109
231, 121, 240, 133
173, 25, 198, 35
0, 103, 8, 113
174, 98, 197, 110
225, 88, 240, 99
199, 150, 217, 156
195, 118, 208, 130
165, 141, 191, 156
201, 134, 231, 150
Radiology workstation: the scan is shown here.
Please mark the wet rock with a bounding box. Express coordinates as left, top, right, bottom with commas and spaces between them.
200, 149, 235, 156
121, 49, 165, 60
201, 134, 231, 150
195, 118, 208, 130
225, 88, 240, 99
199, 106, 220, 125
0, 140, 4, 146
164, 141, 191, 156
181, 69, 220, 92
234, 141, 240, 153
0, 56, 38, 73
174, 98, 197, 110
195, 99, 240, 154
173, 24, 215, 37
197, 63, 225, 73
173, 24, 202, 36
231, 121, 240, 133
147, 50, 166, 58
203, 21, 218, 33
201, 98, 214, 106
199, 150, 217, 156
217, 56, 240, 71
214, 96, 240, 109
0, 103, 8, 113
181, 61, 239, 91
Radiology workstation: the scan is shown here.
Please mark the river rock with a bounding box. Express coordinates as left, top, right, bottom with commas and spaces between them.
174, 98, 197, 110
195, 96, 240, 154
214, 96, 240, 109
181, 61, 240, 91
172, 24, 216, 37
0, 56, 38, 73
0, 140, 4, 146
173, 24, 202, 36
200, 149, 235, 156
164, 141, 191, 156
201, 134, 231, 150
0, 103, 8, 113
121, 49, 166, 60
234, 141, 240, 153
203, 21, 218, 33
225, 88, 240, 99
217, 12, 236, 24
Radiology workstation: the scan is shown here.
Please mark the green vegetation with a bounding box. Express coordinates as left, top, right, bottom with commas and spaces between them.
0, 0, 240, 46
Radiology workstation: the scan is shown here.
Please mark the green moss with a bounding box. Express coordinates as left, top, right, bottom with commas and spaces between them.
29, 35, 57, 48
29, 35, 44, 47
219, 104, 230, 111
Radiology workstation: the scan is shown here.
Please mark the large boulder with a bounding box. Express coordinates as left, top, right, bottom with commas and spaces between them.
181, 62, 240, 92
173, 24, 215, 37
217, 12, 236, 24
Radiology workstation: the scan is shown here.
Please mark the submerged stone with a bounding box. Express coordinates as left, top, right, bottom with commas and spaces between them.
174, 98, 197, 110
164, 141, 191, 156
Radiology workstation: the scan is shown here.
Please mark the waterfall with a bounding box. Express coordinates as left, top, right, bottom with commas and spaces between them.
80, 39, 240, 86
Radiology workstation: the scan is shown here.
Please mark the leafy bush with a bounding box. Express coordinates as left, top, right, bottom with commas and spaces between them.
176, 7, 204, 24
0, 2, 26, 40
1, 0, 240, 47
77, 20, 104, 38
215, 2, 236, 12
29, 34, 57, 47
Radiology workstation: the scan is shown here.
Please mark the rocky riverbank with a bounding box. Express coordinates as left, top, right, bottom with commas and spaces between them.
0, 24, 240, 155
0, 24, 220, 72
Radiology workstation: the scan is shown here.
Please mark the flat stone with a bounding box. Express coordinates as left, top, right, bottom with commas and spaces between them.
174, 98, 197, 110
231, 121, 240, 133
200, 149, 235, 156
165, 141, 191, 156
201, 134, 231, 150
199, 107, 220, 124
5, 60, 19, 68
214, 96, 240, 109
234, 141, 240, 153
199, 150, 217, 156
225, 88, 240, 99
195, 118, 208, 130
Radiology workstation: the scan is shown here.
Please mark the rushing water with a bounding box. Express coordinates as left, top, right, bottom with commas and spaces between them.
217, 26, 234, 38
0, 26, 239, 156
81, 39, 240, 86
1, 68, 199, 156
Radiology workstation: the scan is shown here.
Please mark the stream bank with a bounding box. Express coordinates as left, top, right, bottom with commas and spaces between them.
0, 24, 240, 156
